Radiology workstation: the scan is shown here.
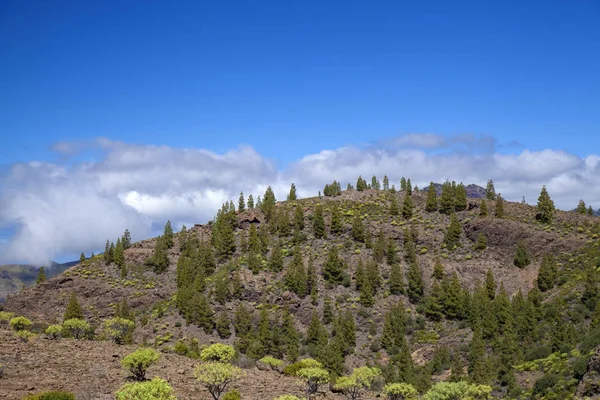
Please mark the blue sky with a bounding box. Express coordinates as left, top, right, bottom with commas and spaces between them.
1, 0, 599, 165
1, 0, 600, 264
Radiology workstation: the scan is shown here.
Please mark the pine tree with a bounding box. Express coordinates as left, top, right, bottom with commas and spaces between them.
443, 214, 462, 249
366, 259, 381, 290
582, 265, 599, 310
313, 204, 326, 239
163, 220, 174, 249
439, 181, 455, 214
288, 183, 297, 201
294, 204, 305, 232
371, 175, 380, 190
213, 273, 230, 304
122, 229, 132, 249
425, 182, 438, 212
455, 183, 467, 211
215, 309, 231, 339
268, 240, 284, 272
381, 302, 406, 352
261, 186, 277, 221
231, 269, 243, 299
479, 199, 488, 217
307, 310, 328, 348
247, 194, 254, 209
425, 281, 444, 321
114, 238, 125, 268
432, 257, 444, 280
36, 267, 46, 284
576, 199, 587, 214
485, 269, 496, 300
372, 230, 386, 263
196, 293, 214, 333
591, 302, 600, 331
306, 255, 317, 295
351, 216, 365, 242
356, 176, 368, 191
64, 292, 84, 321
238, 192, 245, 212
147, 236, 169, 273
474, 234, 487, 251
495, 193, 505, 218
277, 208, 292, 237
406, 178, 412, 194
383, 175, 390, 191
389, 262, 403, 295
80, 252, 86, 263
400, 177, 407, 191
537, 254, 557, 292
589, 206, 595, 216
513, 241, 531, 268
330, 206, 343, 235
323, 245, 345, 284
407, 260, 424, 304
444, 272, 463, 319
468, 328, 487, 382
355, 258, 365, 291
322, 296, 334, 324
360, 279, 375, 307
281, 308, 300, 361
485, 179, 496, 200
402, 190, 413, 219
537, 185, 555, 223
389, 195, 399, 216
387, 238, 397, 265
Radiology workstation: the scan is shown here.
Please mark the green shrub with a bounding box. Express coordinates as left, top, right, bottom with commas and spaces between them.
533, 373, 560, 396
116, 377, 175, 400
62, 318, 90, 339
10, 316, 32, 331
121, 348, 160, 381
525, 345, 552, 362
15, 330, 36, 342
23, 391, 76, 400
273, 396, 301, 400
45, 325, 63, 339
0, 311, 14, 327
103, 317, 135, 344
283, 358, 323, 376
222, 389, 242, 400
259, 356, 283, 368
200, 343, 236, 363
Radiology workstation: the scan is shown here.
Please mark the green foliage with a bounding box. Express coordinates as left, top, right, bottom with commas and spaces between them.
121, 348, 160, 381
532, 373, 560, 397
474, 234, 487, 251
313, 204, 326, 239
495, 194, 504, 218
0, 311, 15, 328
122, 228, 132, 250
145, 235, 170, 273
576, 199, 587, 214
425, 182, 438, 212
389, 262, 403, 295
407, 260, 424, 303
439, 181, 455, 215
222, 389, 242, 400
36, 267, 46, 284
296, 365, 330, 399
537, 185, 555, 223
479, 199, 488, 217
288, 183, 298, 201
195, 362, 245, 400
402, 191, 413, 219
383, 382, 418, 400
63, 292, 84, 321
323, 245, 345, 284
285, 247, 307, 297
201, 343, 236, 363
163, 220, 174, 248
513, 240, 531, 268
351, 216, 365, 243
334, 366, 381, 400
238, 192, 245, 212
356, 175, 368, 191
247, 194, 254, 209
422, 381, 492, 400
23, 391, 76, 400
485, 179, 496, 200
443, 214, 462, 249
9, 316, 32, 331
323, 180, 342, 197
261, 186, 277, 221
273, 396, 301, 400
103, 317, 135, 344
454, 183, 467, 211
45, 324, 62, 339
216, 309, 231, 339
116, 377, 176, 400
537, 253, 558, 292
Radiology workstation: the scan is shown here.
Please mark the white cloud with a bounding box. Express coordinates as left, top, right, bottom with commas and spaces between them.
1, 133, 599, 264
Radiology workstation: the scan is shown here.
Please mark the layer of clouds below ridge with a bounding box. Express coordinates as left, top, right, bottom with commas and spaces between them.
1, 134, 599, 265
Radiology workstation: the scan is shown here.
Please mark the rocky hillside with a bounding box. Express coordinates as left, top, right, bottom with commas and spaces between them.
0, 261, 77, 301
1, 182, 600, 399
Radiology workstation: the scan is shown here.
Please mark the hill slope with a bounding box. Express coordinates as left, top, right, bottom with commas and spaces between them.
2, 185, 600, 399
0, 261, 77, 301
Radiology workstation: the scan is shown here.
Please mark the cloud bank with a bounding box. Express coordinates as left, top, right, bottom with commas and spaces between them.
1, 134, 599, 264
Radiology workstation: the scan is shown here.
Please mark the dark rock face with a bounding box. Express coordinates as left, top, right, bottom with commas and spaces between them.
577, 346, 600, 398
